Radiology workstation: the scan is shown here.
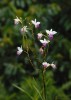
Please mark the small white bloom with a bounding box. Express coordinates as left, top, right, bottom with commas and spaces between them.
31, 19, 40, 28
17, 46, 23, 55
46, 29, 57, 35
42, 62, 50, 68
14, 16, 20, 25
37, 33, 43, 39
50, 63, 56, 69
46, 29, 57, 40
40, 38, 50, 47
20, 26, 28, 33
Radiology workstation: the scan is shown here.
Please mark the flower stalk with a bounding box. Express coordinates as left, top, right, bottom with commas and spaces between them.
14, 16, 57, 100
42, 69, 46, 100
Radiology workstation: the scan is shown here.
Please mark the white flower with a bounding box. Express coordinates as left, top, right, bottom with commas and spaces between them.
37, 33, 43, 39
17, 46, 23, 55
42, 62, 50, 68
40, 38, 50, 47
20, 26, 28, 33
46, 29, 57, 40
14, 16, 20, 25
50, 63, 56, 69
46, 29, 57, 35
31, 19, 40, 28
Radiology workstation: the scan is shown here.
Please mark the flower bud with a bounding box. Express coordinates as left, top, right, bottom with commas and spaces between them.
14, 17, 20, 25
37, 33, 43, 39
20, 26, 28, 34
39, 48, 44, 54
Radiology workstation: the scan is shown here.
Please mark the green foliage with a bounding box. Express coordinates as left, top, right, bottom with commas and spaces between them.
12, 71, 70, 100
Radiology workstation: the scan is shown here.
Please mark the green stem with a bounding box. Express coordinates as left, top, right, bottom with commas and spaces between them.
42, 69, 46, 100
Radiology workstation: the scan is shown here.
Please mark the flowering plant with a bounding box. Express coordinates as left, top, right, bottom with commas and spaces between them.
14, 16, 57, 100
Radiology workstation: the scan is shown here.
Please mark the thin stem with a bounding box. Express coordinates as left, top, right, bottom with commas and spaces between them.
26, 48, 34, 68
42, 69, 46, 100
22, 35, 34, 69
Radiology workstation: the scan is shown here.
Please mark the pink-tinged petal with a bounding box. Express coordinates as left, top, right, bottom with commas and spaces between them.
35, 24, 40, 28
20, 26, 28, 34
37, 33, 43, 39
42, 42, 47, 47
40, 39, 50, 47
42, 62, 50, 69
46, 29, 57, 35
17, 51, 21, 55
48, 34, 53, 40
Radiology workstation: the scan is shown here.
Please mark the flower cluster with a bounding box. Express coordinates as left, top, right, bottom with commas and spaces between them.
14, 16, 57, 70
42, 62, 56, 69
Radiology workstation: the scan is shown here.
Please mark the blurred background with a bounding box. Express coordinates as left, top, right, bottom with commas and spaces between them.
0, 0, 71, 100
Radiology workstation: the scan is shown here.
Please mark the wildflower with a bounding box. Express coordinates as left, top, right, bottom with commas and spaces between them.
31, 19, 40, 28
39, 48, 44, 54
50, 63, 56, 69
20, 26, 28, 34
17, 46, 23, 55
46, 29, 57, 40
42, 62, 50, 69
40, 38, 50, 47
42, 62, 56, 69
37, 33, 43, 39
14, 16, 20, 25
